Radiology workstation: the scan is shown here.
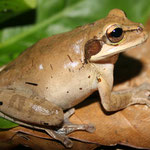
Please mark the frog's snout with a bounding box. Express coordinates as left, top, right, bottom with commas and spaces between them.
136, 23, 149, 40
136, 26, 143, 34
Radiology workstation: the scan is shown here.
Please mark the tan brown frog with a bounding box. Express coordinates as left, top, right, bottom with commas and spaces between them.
0, 9, 149, 147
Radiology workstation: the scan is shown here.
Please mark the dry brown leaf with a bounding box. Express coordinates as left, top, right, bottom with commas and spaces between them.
1, 20, 150, 150
0, 128, 98, 150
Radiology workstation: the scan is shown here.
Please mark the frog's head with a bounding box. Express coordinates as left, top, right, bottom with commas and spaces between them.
85, 9, 148, 63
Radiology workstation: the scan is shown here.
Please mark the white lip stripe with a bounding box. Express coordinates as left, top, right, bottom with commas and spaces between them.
90, 34, 148, 61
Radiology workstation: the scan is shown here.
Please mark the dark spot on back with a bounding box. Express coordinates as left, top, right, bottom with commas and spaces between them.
7, 88, 14, 90
0, 101, 3, 105
88, 75, 91, 78
25, 82, 38, 86
79, 88, 82, 90
50, 64, 53, 70
67, 91, 69, 93
67, 55, 73, 63
97, 77, 101, 82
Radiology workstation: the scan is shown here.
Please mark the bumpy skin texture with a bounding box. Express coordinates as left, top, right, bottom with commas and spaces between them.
0, 9, 149, 141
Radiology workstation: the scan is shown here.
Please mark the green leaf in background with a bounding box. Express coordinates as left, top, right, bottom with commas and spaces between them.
0, 0, 150, 65
0, 117, 18, 129
0, 0, 37, 24
0, 0, 150, 128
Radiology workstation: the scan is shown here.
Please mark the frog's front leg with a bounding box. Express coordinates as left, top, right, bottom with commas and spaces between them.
0, 89, 94, 148
97, 78, 150, 111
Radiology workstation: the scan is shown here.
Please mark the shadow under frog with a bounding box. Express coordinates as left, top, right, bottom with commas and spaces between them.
114, 54, 143, 85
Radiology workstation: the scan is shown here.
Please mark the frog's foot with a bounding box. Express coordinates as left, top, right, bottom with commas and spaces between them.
45, 108, 95, 148
45, 129, 73, 148
131, 83, 150, 106
57, 108, 95, 135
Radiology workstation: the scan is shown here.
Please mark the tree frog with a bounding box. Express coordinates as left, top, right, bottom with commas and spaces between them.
0, 9, 149, 147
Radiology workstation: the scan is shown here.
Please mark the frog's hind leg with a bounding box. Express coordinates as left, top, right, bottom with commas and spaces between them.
56, 108, 95, 135
45, 108, 95, 148
0, 88, 94, 148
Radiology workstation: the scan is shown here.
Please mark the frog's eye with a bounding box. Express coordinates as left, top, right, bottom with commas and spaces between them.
106, 27, 124, 43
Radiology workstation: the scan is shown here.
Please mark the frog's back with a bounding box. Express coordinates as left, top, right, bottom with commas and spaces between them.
0, 24, 98, 109
0, 27, 87, 86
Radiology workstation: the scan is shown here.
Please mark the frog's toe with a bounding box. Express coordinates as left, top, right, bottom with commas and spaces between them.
57, 123, 95, 135
131, 83, 150, 107
45, 129, 73, 148
63, 137, 73, 148
85, 123, 95, 133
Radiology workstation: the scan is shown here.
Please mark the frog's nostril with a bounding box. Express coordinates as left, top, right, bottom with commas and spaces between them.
137, 26, 143, 34
139, 23, 144, 28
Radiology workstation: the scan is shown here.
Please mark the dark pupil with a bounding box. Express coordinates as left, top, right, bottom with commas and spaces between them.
111, 28, 123, 37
